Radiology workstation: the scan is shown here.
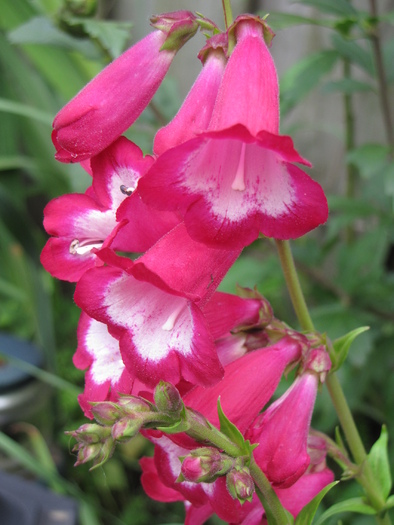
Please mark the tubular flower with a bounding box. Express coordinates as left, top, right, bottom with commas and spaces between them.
41, 137, 155, 282
139, 16, 328, 249
52, 11, 199, 162
74, 223, 240, 388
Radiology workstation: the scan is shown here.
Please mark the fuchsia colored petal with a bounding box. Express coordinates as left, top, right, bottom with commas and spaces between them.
276, 468, 335, 517
154, 49, 226, 155
247, 373, 319, 488
209, 19, 279, 135
138, 126, 327, 249
185, 502, 214, 525
52, 12, 198, 164
140, 456, 185, 503
74, 229, 228, 387
182, 337, 302, 435
73, 312, 133, 417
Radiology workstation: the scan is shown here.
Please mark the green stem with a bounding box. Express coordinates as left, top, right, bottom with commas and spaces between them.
275, 240, 314, 332
221, 0, 234, 29
250, 460, 292, 525
275, 239, 392, 523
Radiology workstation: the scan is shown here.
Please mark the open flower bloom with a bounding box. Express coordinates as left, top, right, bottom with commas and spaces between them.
41, 137, 158, 282
139, 16, 328, 249
74, 223, 241, 387
52, 11, 198, 162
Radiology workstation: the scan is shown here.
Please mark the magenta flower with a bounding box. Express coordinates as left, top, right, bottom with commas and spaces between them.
246, 372, 319, 488
52, 11, 198, 162
139, 16, 328, 249
74, 223, 240, 388
41, 137, 155, 282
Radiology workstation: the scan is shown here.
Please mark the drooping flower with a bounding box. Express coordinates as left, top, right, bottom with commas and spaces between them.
138, 16, 328, 249
52, 11, 199, 162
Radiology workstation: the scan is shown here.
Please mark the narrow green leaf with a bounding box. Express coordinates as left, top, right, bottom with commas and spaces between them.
322, 78, 373, 94
331, 33, 375, 75
314, 497, 376, 525
217, 398, 246, 451
280, 50, 338, 115
386, 495, 394, 510
294, 0, 357, 16
295, 481, 338, 524
367, 426, 392, 500
264, 12, 334, 31
0, 351, 81, 395
331, 326, 370, 371
0, 97, 52, 124
8, 16, 99, 59
346, 144, 390, 179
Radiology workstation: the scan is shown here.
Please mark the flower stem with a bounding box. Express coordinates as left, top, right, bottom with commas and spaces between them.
222, 0, 234, 29
275, 240, 314, 332
275, 239, 392, 523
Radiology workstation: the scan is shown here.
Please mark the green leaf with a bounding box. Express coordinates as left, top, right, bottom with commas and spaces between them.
314, 497, 376, 525
322, 78, 373, 94
0, 97, 52, 124
218, 398, 246, 450
386, 495, 394, 510
264, 12, 334, 31
367, 426, 392, 500
346, 144, 390, 179
280, 50, 338, 115
331, 33, 374, 75
295, 481, 338, 524
65, 17, 133, 58
7, 16, 99, 59
331, 326, 370, 371
294, 0, 357, 16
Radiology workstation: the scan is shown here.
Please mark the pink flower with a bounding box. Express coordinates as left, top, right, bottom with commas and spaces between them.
139, 16, 328, 249
246, 372, 319, 488
41, 137, 155, 282
74, 223, 240, 388
153, 35, 227, 156
52, 11, 198, 162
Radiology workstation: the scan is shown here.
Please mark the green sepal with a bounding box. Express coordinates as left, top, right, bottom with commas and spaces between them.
331, 326, 369, 371
314, 496, 376, 525
156, 406, 190, 435
367, 425, 392, 500
385, 495, 394, 510
294, 481, 338, 524
217, 398, 257, 460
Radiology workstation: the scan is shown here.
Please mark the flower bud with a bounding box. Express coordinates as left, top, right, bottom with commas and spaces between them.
117, 395, 153, 415
66, 423, 111, 445
154, 381, 184, 414
67, 423, 114, 468
226, 467, 255, 503
111, 416, 143, 443
180, 447, 234, 483
91, 401, 125, 425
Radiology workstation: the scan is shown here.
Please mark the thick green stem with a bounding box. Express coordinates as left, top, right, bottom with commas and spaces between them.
275, 239, 392, 523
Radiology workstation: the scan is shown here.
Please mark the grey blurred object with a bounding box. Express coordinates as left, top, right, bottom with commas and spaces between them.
0, 470, 78, 525
0, 332, 50, 427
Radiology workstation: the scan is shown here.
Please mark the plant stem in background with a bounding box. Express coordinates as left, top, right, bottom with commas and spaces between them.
275, 239, 392, 524
343, 58, 358, 244
222, 0, 234, 29
368, 0, 394, 152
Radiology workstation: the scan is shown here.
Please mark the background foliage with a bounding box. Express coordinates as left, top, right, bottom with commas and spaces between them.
0, 0, 393, 523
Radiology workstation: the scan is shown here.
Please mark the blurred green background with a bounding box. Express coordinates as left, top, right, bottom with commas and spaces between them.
0, 0, 393, 523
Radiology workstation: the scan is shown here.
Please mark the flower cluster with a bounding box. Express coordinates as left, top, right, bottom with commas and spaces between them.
42, 9, 332, 525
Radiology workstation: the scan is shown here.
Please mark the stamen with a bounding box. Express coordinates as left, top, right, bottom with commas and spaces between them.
69, 239, 104, 255
161, 303, 185, 331
231, 143, 247, 191
120, 184, 136, 196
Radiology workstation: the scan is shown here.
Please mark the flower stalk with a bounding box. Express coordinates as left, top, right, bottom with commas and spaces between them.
275, 239, 392, 524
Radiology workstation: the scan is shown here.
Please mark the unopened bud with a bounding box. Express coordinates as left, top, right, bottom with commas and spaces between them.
67, 423, 114, 469
179, 447, 234, 483
117, 395, 153, 415
226, 467, 255, 504
154, 381, 183, 414
91, 402, 125, 425
111, 416, 143, 443
66, 423, 111, 445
